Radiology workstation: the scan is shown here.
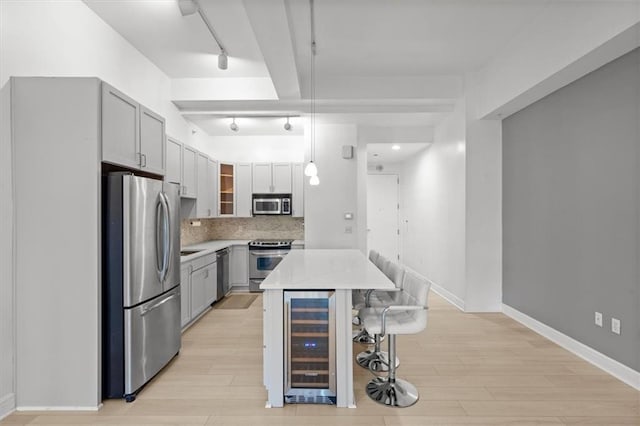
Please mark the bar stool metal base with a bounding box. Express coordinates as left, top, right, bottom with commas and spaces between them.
352, 328, 376, 344
356, 349, 399, 372
365, 377, 419, 407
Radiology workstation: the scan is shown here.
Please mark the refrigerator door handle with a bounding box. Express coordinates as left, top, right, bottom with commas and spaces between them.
156, 193, 170, 283
140, 290, 179, 316
161, 191, 171, 283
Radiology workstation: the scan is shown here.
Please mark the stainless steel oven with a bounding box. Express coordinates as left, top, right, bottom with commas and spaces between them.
248, 240, 292, 291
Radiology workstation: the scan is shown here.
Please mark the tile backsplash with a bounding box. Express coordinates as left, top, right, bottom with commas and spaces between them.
181, 216, 304, 246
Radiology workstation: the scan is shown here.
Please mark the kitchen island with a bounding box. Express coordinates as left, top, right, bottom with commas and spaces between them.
260, 249, 395, 408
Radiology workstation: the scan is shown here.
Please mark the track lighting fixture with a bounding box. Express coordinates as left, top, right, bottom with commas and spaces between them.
178, 0, 229, 71
230, 117, 239, 132
284, 116, 292, 131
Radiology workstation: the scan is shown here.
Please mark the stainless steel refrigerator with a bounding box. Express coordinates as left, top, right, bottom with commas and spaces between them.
103, 173, 181, 402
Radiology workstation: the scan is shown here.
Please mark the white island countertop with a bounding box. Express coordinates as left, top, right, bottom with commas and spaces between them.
260, 249, 395, 290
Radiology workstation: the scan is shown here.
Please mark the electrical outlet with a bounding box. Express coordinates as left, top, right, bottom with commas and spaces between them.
344, 226, 353, 234
611, 318, 621, 335
594, 312, 603, 327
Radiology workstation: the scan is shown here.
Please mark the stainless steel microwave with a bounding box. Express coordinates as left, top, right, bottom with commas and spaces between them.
253, 194, 291, 215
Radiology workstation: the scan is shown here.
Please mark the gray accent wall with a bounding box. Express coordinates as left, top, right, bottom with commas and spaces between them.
503, 48, 640, 371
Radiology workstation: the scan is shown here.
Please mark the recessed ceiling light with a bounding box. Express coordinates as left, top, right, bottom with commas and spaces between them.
391, 145, 400, 150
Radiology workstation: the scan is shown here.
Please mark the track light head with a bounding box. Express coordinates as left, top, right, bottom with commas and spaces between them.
218, 51, 228, 70
284, 117, 292, 131
230, 117, 239, 132
178, 0, 198, 16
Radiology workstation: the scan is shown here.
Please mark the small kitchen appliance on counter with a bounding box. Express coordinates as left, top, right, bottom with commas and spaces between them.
248, 239, 292, 292
102, 172, 181, 402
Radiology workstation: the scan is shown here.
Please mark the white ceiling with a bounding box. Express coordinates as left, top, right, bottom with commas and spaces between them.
83, 0, 559, 137
84, 0, 269, 78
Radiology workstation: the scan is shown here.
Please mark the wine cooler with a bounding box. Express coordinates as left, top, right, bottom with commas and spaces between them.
284, 290, 336, 404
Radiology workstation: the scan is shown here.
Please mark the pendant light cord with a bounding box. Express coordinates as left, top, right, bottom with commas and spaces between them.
310, 0, 316, 165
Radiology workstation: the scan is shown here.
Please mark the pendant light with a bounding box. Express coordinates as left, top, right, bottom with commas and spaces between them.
284, 116, 292, 131
305, 0, 319, 183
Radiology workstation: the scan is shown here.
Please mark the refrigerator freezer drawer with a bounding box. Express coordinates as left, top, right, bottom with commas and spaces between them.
124, 286, 181, 395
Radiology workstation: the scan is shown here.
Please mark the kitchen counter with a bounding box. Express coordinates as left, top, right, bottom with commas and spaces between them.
180, 240, 251, 262
260, 249, 391, 290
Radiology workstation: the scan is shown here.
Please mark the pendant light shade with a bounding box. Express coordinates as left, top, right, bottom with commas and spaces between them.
309, 175, 320, 186
304, 161, 318, 177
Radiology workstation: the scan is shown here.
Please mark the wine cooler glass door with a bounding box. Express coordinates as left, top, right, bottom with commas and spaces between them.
284, 290, 336, 402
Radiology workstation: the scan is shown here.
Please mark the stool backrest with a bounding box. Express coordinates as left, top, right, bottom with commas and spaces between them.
375, 255, 389, 272
368, 250, 380, 264
384, 262, 405, 289
398, 270, 431, 329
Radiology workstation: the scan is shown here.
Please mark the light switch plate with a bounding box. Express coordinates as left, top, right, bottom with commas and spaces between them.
594, 312, 603, 327
611, 318, 621, 335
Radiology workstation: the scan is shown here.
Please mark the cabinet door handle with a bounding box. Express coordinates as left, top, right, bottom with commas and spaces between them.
137, 152, 143, 166
204, 270, 209, 279
141, 153, 147, 167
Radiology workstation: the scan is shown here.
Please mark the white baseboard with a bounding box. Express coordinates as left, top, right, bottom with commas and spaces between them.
502, 303, 640, 391
430, 281, 465, 312
401, 266, 466, 311
17, 405, 100, 412
0, 393, 15, 421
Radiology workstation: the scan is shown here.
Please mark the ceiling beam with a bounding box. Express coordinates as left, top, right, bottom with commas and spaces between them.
174, 98, 456, 115
242, 0, 301, 99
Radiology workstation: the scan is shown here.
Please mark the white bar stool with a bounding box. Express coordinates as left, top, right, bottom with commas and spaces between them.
359, 270, 431, 407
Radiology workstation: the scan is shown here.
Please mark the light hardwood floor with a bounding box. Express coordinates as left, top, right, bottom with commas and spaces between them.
2, 293, 639, 425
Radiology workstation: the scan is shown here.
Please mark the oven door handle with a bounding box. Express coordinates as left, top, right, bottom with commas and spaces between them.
250, 251, 289, 257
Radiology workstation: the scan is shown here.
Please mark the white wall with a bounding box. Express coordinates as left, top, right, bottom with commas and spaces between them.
195, 135, 304, 163
0, 0, 201, 415
305, 124, 359, 249
401, 101, 467, 308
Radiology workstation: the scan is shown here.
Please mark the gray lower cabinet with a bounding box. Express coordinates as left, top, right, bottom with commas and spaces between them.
180, 264, 191, 328
181, 255, 217, 330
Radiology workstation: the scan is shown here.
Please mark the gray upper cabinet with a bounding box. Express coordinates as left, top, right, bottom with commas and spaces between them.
235, 163, 252, 217
252, 162, 292, 194
102, 82, 166, 175
252, 163, 271, 193
196, 152, 210, 218
139, 106, 166, 175
166, 137, 182, 185
182, 145, 197, 199
208, 158, 218, 217
272, 163, 292, 193
102, 83, 139, 170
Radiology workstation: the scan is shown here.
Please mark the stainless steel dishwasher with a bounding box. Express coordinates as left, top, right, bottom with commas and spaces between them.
216, 247, 230, 300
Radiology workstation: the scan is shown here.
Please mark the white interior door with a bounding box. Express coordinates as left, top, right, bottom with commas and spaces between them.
367, 174, 399, 262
